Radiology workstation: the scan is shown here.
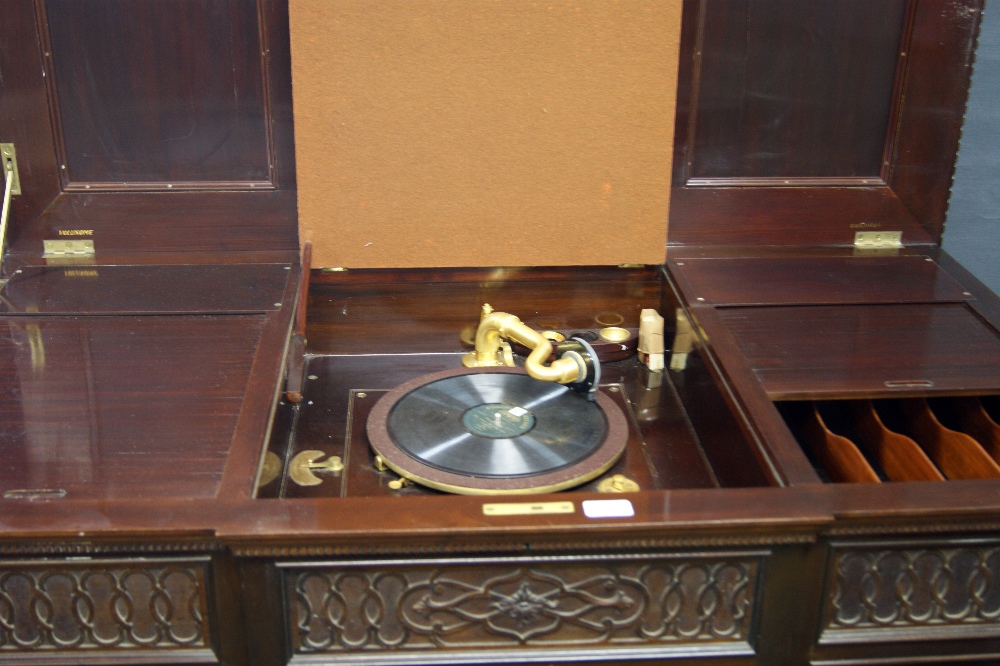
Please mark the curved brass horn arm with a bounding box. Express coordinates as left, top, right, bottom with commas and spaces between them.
461, 306, 582, 384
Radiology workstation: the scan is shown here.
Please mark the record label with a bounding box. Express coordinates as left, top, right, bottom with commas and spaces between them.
462, 403, 535, 438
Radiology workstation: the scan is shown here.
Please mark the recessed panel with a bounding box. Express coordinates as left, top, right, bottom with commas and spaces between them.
45, 0, 271, 187
688, 0, 906, 180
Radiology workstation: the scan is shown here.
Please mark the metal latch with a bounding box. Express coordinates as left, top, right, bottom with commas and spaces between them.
43, 240, 96, 257
854, 231, 902, 249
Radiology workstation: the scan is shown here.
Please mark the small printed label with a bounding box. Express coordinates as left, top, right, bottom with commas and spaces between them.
463, 403, 534, 438
57, 229, 94, 236
483, 501, 574, 516
582, 499, 634, 519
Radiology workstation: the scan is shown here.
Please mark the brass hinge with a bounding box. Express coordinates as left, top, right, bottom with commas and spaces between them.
853, 231, 902, 250
43, 239, 96, 258
1, 144, 20, 196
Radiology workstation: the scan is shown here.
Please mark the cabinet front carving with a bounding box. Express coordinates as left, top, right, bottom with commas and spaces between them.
821, 542, 1000, 644
0, 558, 211, 654
286, 553, 762, 655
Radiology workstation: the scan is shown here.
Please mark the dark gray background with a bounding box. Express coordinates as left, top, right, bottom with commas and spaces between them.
943, 2, 1000, 293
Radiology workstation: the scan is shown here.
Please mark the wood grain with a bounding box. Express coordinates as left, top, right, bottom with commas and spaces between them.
670, 255, 969, 306
44, 0, 271, 188
894, 399, 1000, 480
718, 303, 1000, 400
0, 315, 264, 499
846, 400, 943, 482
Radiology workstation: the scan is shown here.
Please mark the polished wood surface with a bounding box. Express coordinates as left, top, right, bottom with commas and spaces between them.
0, 0, 297, 259
1, 0, 999, 664
0, 262, 290, 314
0, 315, 265, 499
669, 255, 969, 306
45, 0, 272, 189
306, 266, 663, 355
717, 303, 1000, 400
12, 191, 299, 256
686, 0, 905, 181
669, 0, 982, 247
0, 1, 62, 229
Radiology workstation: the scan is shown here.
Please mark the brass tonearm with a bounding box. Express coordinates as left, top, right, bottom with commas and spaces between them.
462, 304, 600, 395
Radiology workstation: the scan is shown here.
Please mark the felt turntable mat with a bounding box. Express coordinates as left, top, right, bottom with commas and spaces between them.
290, 1, 681, 268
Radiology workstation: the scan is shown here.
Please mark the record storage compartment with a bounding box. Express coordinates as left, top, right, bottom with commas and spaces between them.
666, 252, 1000, 661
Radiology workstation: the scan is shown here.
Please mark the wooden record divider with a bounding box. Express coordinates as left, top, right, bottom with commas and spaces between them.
950, 397, 1000, 462
843, 400, 944, 482
890, 399, 1000, 480
796, 402, 880, 484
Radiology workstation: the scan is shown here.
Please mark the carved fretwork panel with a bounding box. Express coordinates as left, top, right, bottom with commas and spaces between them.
0, 558, 212, 655
821, 541, 1000, 644
284, 553, 763, 657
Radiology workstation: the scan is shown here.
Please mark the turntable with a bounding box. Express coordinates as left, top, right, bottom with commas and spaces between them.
361, 304, 635, 494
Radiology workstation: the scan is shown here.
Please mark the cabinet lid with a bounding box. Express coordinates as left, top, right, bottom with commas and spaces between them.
290, 1, 682, 269
667, 0, 982, 251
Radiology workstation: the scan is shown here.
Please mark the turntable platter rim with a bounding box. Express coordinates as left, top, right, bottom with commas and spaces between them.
366, 366, 629, 495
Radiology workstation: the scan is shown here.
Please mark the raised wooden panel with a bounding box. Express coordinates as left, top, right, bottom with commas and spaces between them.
283, 553, 763, 659
685, 0, 906, 182
44, 0, 272, 190
821, 541, 1000, 644
0, 557, 214, 659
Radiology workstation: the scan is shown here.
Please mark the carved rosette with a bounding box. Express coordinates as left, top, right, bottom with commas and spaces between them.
287, 554, 762, 654
822, 543, 1000, 643
0, 559, 210, 653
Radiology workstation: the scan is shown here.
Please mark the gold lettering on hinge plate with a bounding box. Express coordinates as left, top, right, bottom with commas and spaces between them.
483, 501, 574, 516
57, 229, 94, 236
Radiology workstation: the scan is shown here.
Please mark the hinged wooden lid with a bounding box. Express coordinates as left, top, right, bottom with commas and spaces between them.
667, 1, 982, 250
290, 1, 682, 269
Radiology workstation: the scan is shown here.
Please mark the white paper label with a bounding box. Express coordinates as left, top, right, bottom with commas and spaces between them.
582, 499, 635, 519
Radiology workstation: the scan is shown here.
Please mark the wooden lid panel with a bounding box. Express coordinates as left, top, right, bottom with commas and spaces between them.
670, 256, 971, 307
290, 1, 681, 269
719, 303, 1000, 400
669, 0, 982, 248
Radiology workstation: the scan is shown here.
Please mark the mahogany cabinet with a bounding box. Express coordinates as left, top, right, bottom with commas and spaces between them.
1, 1, 999, 665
